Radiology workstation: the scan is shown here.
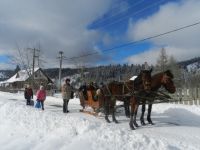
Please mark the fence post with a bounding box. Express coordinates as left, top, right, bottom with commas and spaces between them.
198, 88, 200, 105
182, 88, 187, 105
194, 88, 198, 105
196, 88, 199, 99
190, 88, 195, 105
186, 89, 189, 105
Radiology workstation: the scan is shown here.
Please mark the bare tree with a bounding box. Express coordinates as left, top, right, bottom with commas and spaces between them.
10, 43, 43, 88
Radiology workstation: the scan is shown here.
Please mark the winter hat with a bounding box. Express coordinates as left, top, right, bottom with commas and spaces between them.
40, 85, 44, 90
66, 78, 70, 82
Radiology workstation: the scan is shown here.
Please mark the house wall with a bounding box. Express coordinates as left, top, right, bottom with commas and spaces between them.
34, 70, 47, 80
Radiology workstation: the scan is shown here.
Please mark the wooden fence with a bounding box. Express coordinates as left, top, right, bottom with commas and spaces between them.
170, 87, 200, 105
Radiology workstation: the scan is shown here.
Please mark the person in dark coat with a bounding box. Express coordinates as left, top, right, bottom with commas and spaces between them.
24, 85, 33, 105
79, 82, 88, 100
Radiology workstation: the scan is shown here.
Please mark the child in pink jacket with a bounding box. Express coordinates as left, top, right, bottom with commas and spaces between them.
36, 86, 46, 110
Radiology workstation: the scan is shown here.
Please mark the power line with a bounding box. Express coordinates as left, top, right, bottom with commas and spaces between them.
91, 0, 145, 27
91, 0, 165, 29
64, 21, 200, 61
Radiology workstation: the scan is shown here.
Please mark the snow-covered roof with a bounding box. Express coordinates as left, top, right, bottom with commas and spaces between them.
4, 68, 40, 83
130, 76, 137, 81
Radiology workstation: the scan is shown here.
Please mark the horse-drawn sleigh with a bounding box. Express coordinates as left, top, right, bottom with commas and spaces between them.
78, 69, 176, 130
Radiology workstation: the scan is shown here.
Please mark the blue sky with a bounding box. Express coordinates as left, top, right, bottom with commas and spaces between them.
0, 0, 200, 69
0, 55, 9, 63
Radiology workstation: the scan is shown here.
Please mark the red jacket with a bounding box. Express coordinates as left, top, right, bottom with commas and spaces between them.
36, 90, 46, 101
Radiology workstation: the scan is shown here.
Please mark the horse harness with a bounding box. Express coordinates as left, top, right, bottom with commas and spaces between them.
103, 82, 134, 100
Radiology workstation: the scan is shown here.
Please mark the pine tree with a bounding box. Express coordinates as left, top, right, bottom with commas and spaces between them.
14, 65, 20, 73
155, 48, 168, 72
168, 55, 182, 87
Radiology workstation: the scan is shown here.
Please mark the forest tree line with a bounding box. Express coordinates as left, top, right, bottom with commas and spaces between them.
1, 48, 200, 89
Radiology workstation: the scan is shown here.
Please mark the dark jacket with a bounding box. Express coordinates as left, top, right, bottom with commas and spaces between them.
24, 88, 33, 99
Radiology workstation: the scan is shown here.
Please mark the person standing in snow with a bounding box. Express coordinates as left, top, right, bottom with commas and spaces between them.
79, 82, 88, 100
62, 78, 73, 113
24, 85, 33, 105
36, 85, 46, 110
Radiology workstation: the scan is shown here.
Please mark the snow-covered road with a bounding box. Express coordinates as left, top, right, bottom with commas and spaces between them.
0, 91, 200, 150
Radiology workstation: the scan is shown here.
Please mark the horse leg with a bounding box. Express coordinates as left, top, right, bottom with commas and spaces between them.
140, 104, 146, 125
111, 101, 118, 123
124, 99, 130, 118
133, 105, 139, 128
129, 111, 135, 130
112, 109, 118, 123
104, 99, 111, 123
147, 104, 154, 125
129, 97, 136, 130
105, 107, 111, 123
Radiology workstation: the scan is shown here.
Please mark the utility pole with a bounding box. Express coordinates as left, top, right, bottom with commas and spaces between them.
58, 51, 64, 91
28, 48, 40, 89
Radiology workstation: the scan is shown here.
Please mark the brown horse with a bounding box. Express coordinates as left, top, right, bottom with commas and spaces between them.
140, 70, 176, 125
98, 69, 152, 130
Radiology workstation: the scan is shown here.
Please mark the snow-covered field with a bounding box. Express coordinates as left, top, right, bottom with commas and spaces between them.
0, 91, 200, 150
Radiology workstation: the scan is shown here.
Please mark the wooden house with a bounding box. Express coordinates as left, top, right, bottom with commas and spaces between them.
4, 68, 53, 90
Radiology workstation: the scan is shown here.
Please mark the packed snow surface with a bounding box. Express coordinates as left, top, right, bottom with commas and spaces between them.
0, 91, 200, 150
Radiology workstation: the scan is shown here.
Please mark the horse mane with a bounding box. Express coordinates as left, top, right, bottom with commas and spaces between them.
133, 73, 142, 86
164, 70, 174, 79
134, 69, 152, 85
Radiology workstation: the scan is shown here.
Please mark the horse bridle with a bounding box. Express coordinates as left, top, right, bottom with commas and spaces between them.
161, 74, 171, 84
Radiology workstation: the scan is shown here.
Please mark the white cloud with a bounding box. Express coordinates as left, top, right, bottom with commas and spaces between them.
0, 0, 114, 69
126, 0, 200, 64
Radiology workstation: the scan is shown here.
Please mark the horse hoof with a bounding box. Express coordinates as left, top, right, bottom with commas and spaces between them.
149, 122, 154, 125
113, 120, 119, 124
105, 117, 111, 123
141, 121, 146, 126
134, 122, 139, 128
130, 125, 135, 130
147, 118, 154, 125
106, 120, 111, 123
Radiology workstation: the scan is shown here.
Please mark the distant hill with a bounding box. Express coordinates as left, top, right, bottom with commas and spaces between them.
178, 57, 200, 74
0, 70, 15, 81
178, 57, 200, 69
